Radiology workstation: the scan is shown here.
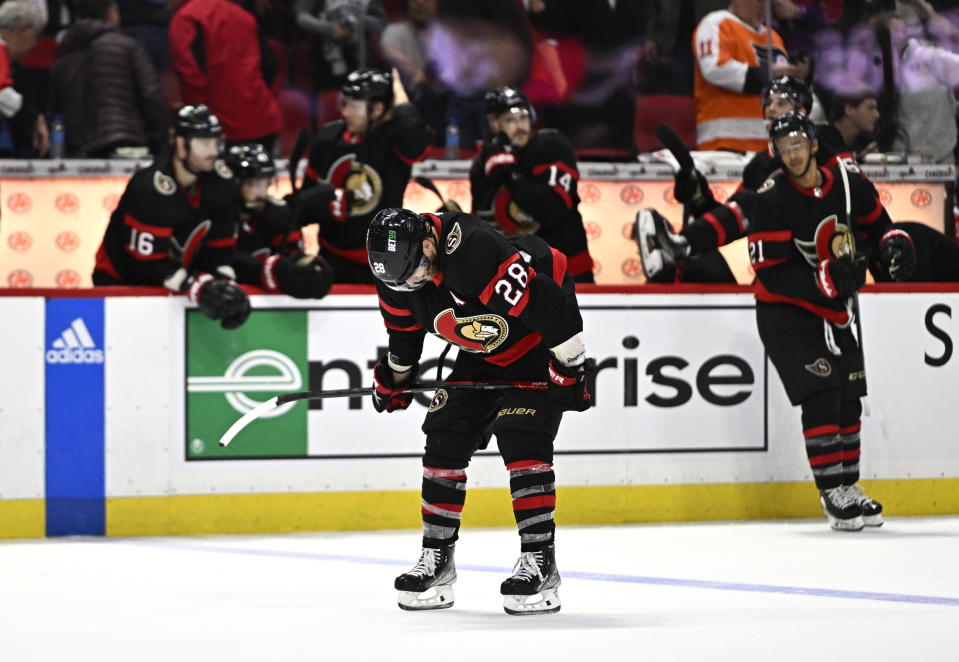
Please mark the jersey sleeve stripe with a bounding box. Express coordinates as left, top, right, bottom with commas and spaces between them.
549, 247, 568, 284
392, 142, 428, 165
752, 257, 787, 270
124, 214, 174, 237
728, 200, 746, 233
384, 320, 423, 332
750, 230, 792, 242
703, 211, 726, 246
378, 296, 413, 317
206, 237, 236, 247
532, 161, 579, 179
507, 267, 535, 316
124, 246, 170, 261
858, 198, 883, 225
479, 253, 522, 305
553, 185, 573, 208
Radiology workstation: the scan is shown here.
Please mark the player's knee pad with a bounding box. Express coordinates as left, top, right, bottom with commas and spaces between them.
839, 398, 862, 428
496, 431, 554, 466
800, 388, 841, 431
423, 432, 484, 469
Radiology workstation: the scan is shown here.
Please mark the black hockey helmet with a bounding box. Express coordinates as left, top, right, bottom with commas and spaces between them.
485, 86, 532, 118
342, 68, 394, 110
761, 75, 813, 114
173, 104, 224, 139
769, 111, 817, 155
225, 143, 276, 180
366, 208, 435, 292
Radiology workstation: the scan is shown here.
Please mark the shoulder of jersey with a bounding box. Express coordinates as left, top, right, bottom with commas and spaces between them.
316, 120, 346, 145
757, 175, 778, 194
531, 128, 571, 151
130, 164, 174, 197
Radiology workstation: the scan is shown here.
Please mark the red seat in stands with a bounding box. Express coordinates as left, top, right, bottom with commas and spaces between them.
633, 95, 696, 153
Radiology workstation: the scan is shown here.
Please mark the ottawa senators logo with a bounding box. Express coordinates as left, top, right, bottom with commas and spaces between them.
433, 308, 508, 353
428, 389, 448, 412
326, 154, 383, 217
794, 215, 855, 267
154, 171, 176, 195
214, 159, 233, 180
493, 188, 539, 235
445, 222, 462, 254
805, 358, 832, 377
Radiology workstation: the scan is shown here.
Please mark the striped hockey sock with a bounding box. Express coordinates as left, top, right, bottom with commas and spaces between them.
507, 460, 556, 552
420, 466, 466, 548
803, 424, 843, 491
839, 423, 861, 486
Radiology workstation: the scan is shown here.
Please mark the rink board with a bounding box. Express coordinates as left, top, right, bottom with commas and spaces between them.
1, 289, 958, 538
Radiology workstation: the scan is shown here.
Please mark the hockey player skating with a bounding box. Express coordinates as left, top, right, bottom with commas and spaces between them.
301, 67, 432, 283
366, 207, 593, 613
659, 113, 915, 531
224, 144, 335, 299
470, 86, 595, 283
93, 105, 250, 329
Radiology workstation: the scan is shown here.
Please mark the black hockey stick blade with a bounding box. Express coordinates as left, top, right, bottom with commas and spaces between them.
414, 175, 445, 203
218, 380, 548, 447
653, 124, 695, 171
288, 127, 311, 192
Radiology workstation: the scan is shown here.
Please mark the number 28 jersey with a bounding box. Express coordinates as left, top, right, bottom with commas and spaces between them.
375, 212, 584, 368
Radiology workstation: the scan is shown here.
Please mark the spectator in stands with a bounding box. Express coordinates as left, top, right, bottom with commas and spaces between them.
0, 0, 48, 157
641, 0, 726, 96
295, 0, 387, 92
169, 0, 282, 150
49, 0, 168, 157
117, 0, 172, 75
693, 0, 807, 152
12, 0, 68, 124
380, 0, 448, 144
819, 91, 881, 160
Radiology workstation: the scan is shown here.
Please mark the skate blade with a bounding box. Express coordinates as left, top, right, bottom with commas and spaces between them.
503, 588, 561, 616
397, 586, 454, 611
862, 514, 884, 527
826, 515, 865, 532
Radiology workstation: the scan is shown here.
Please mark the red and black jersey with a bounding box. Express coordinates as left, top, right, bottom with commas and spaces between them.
747, 162, 892, 324
375, 212, 584, 369
93, 157, 239, 286
740, 130, 845, 192
469, 129, 594, 280
302, 103, 432, 273
232, 197, 303, 286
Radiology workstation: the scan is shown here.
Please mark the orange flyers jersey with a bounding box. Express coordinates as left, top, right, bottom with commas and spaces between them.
693, 10, 787, 152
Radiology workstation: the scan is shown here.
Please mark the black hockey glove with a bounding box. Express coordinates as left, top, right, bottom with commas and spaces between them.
674, 167, 716, 217
266, 254, 335, 299
878, 229, 916, 282
192, 274, 251, 329
484, 151, 518, 187
815, 254, 867, 299
547, 358, 595, 412
371, 357, 419, 413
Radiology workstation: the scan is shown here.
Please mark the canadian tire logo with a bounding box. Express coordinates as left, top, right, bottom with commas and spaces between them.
7, 192, 32, 213
580, 183, 601, 205
56, 270, 81, 288
620, 184, 644, 205
910, 188, 932, 208
446, 181, 469, 201
878, 187, 893, 206
710, 185, 728, 203
621, 257, 643, 278
7, 231, 33, 252
7, 269, 33, 287
406, 181, 424, 200
56, 231, 80, 252
621, 222, 636, 239
55, 192, 80, 214
102, 193, 120, 211
592, 259, 602, 276
585, 221, 601, 240
663, 186, 676, 204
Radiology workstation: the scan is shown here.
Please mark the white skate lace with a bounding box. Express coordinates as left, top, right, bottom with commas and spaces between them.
845, 483, 875, 505
510, 552, 544, 583
827, 486, 860, 509
408, 549, 438, 578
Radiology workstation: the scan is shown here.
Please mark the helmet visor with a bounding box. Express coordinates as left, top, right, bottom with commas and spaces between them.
381, 254, 432, 292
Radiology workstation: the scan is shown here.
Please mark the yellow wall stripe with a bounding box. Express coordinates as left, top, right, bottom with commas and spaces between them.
104, 478, 959, 537
0, 499, 45, 539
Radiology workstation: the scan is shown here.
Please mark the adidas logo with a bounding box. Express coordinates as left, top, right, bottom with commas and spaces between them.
46, 317, 104, 364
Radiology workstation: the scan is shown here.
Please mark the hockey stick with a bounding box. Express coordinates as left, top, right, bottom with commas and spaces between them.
837, 159, 870, 416
414, 175, 462, 212
288, 127, 311, 193
653, 124, 694, 172
218, 380, 549, 447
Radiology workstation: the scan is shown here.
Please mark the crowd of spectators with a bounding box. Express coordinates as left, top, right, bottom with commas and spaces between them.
0, 0, 957, 163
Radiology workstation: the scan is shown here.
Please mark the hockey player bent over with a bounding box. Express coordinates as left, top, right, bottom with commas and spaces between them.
724, 113, 914, 530
366, 207, 593, 614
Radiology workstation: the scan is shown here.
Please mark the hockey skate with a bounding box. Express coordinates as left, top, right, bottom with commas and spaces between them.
820, 486, 864, 532
635, 209, 689, 279
500, 545, 561, 615
844, 484, 883, 527
395, 545, 456, 611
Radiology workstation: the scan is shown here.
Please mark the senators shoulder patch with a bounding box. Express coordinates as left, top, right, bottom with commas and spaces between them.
445, 222, 463, 254
758, 177, 776, 193
153, 171, 176, 195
